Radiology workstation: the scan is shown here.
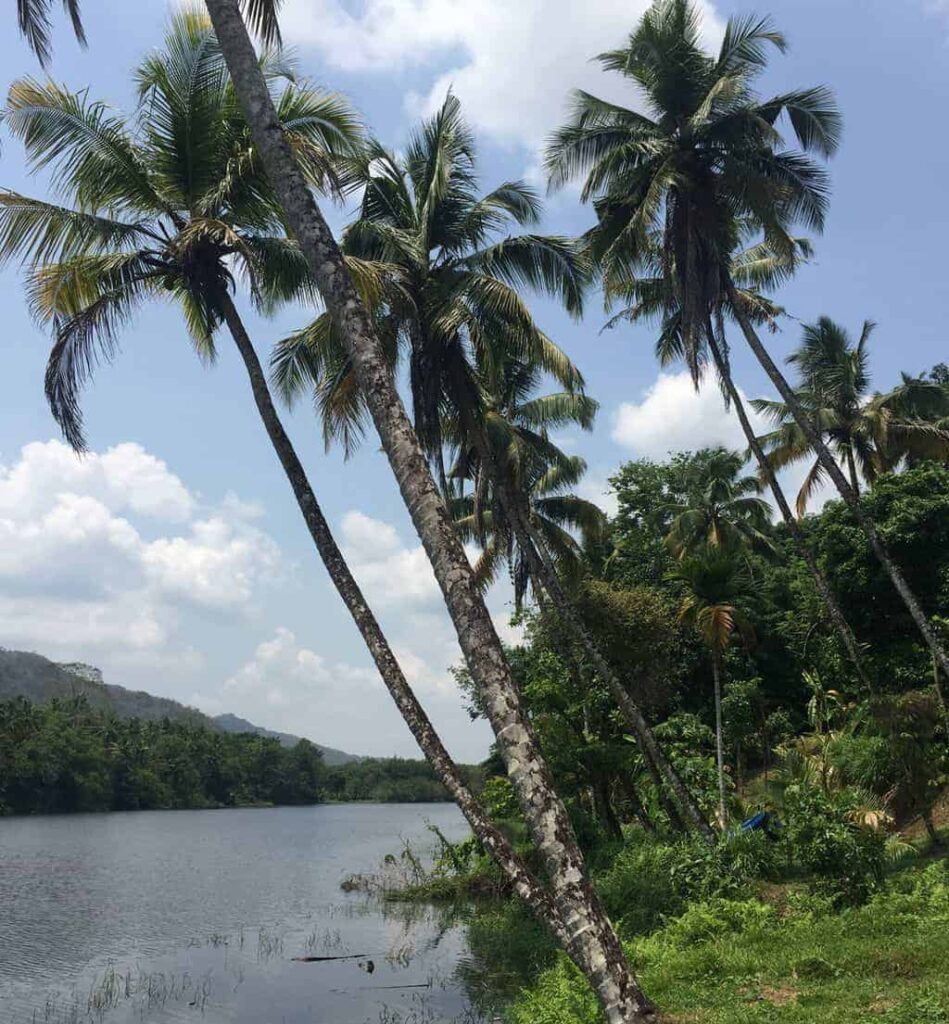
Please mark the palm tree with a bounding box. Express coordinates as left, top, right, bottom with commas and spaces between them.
0, 6, 575, 963
753, 318, 949, 513
673, 548, 755, 826
664, 447, 775, 559
546, 0, 949, 685
449, 364, 605, 612
271, 92, 587, 491
274, 96, 712, 845
173, 4, 658, 1017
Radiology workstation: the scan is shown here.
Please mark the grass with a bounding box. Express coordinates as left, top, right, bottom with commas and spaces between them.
505, 855, 949, 1024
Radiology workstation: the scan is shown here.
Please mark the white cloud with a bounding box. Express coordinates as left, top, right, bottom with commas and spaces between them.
340, 509, 442, 606
281, 0, 723, 150
0, 440, 284, 660
0, 440, 193, 522
611, 371, 768, 460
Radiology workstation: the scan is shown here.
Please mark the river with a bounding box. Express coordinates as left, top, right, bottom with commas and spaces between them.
0, 803, 483, 1024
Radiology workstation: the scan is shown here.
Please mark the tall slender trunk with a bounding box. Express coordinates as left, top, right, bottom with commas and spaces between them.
726, 280, 949, 681
474, 430, 714, 843
204, 6, 654, 1020
705, 330, 874, 692
216, 290, 569, 946
621, 778, 656, 834
594, 779, 624, 842
712, 654, 726, 829
933, 654, 949, 740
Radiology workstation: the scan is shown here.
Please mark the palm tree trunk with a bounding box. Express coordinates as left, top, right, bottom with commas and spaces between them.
216, 290, 572, 946
712, 655, 727, 829
845, 447, 860, 495
204, 6, 654, 1020
475, 431, 713, 843
705, 329, 874, 692
933, 654, 949, 740
726, 279, 949, 682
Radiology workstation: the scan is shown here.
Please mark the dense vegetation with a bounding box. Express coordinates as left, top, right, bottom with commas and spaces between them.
325, 758, 483, 804
0, 696, 326, 814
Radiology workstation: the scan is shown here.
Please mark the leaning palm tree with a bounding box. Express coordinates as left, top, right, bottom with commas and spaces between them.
673, 548, 755, 826
196, 4, 660, 1019
546, 0, 949, 684
0, 7, 576, 971
753, 318, 949, 513
664, 447, 775, 559
274, 95, 712, 845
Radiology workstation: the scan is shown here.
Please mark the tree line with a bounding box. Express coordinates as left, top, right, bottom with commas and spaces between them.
0, 696, 326, 814
6, 0, 949, 1019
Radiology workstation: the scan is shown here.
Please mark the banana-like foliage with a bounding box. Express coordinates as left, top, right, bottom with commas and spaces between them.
752, 318, 949, 514
0, 5, 362, 448
270, 92, 590, 479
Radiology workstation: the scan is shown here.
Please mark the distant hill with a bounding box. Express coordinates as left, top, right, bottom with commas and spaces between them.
0, 647, 360, 766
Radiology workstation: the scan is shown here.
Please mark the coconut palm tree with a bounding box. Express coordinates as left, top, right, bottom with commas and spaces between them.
274, 95, 713, 845
664, 447, 775, 559
546, 0, 949, 685
133, 5, 659, 1017
0, 6, 578, 963
673, 548, 755, 826
753, 318, 949, 513
449, 357, 605, 610
271, 92, 587, 492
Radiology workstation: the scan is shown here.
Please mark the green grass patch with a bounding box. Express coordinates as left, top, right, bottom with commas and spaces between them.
505, 860, 949, 1024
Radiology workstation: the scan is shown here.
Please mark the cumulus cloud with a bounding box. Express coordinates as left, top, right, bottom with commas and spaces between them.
611, 371, 768, 460
281, 0, 722, 150
340, 509, 442, 606
0, 440, 284, 659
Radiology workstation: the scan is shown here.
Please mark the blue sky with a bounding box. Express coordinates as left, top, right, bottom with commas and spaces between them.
1, 0, 947, 761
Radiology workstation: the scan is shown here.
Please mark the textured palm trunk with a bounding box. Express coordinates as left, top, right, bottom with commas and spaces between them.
705, 330, 874, 692
205, 5, 654, 1020
217, 290, 572, 946
933, 655, 949, 741
712, 655, 727, 829
726, 280, 949, 682
478, 434, 714, 843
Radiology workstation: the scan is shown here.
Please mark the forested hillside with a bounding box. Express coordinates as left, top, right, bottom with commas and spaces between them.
0, 648, 358, 764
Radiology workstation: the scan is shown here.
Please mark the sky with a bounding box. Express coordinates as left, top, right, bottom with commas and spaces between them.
1, 0, 947, 762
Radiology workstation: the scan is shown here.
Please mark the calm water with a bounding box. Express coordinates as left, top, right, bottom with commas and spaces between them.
0, 803, 480, 1024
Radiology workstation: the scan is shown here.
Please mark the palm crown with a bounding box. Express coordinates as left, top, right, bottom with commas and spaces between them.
270, 93, 589, 475
664, 447, 774, 559
0, 7, 361, 449
545, 0, 840, 365
752, 318, 949, 513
